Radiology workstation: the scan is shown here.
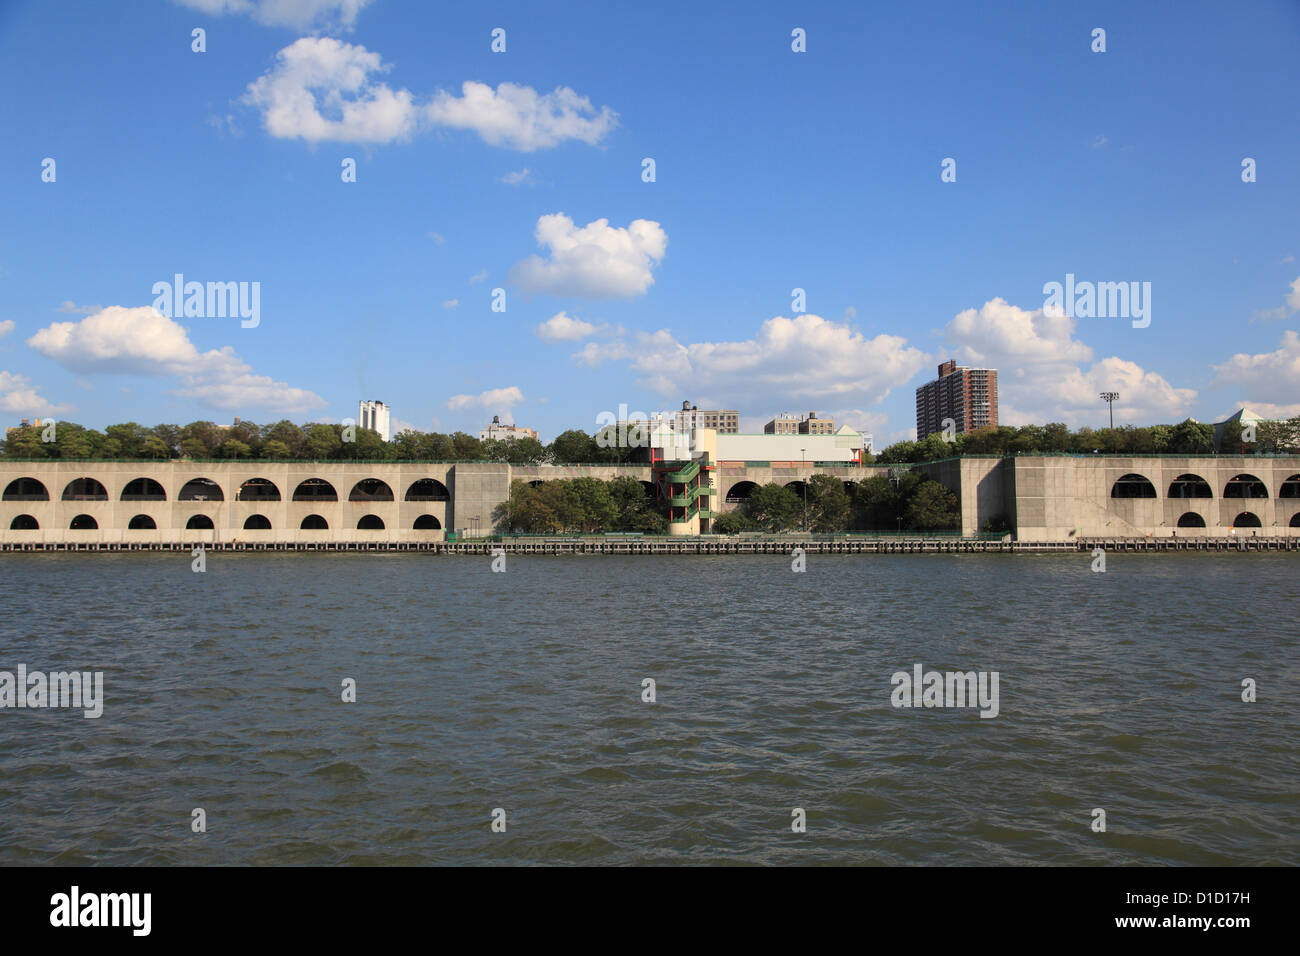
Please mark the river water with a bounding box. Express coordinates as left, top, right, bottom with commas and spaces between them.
0, 552, 1295, 865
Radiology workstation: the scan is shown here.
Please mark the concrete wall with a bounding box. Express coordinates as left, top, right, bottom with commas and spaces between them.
3, 456, 1298, 543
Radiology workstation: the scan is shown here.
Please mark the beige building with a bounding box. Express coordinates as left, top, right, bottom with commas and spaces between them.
764, 411, 835, 435
479, 416, 538, 442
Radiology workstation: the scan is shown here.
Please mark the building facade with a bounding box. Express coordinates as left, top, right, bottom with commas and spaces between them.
479, 416, 539, 442
358, 401, 391, 441
763, 411, 835, 435
916, 360, 998, 440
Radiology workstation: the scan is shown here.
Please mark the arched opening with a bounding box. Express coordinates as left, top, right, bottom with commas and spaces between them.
1167, 474, 1212, 499
726, 480, 758, 503
1279, 474, 1300, 498
237, 478, 281, 501
300, 514, 328, 530
1176, 512, 1206, 528
8, 514, 38, 530
1111, 473, 1157, 498
357, 514, 385, 530
638, 480, 656, 499
69, 514, 98, 530
122, 477, 167, 501
1232, 511, 1262, 528
413, 514, 441, 530
843, 480, 858, 498
1224, 474, 1267, 499
185, 514, 215, 530
127, 514, 157, 530
3, 477, 49, 501
405, 478, 450, 501
62, 478, 107, 501
349, 479, 394, 502
178, 477, 224, 501
243, 514, 271, 530
1291, 513, 1300, 528
292, 478, 337, 502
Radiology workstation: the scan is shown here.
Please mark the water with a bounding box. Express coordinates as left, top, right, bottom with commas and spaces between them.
0, 553, 1296, 866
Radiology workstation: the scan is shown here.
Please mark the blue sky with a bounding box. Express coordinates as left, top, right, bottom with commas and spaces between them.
1, 0, 1298, 444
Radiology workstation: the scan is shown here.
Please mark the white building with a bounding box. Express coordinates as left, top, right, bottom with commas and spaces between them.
359, 400, 391, 442
479, 416, 539, 443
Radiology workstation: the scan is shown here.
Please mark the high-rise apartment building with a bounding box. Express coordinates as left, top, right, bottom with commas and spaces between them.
915, 360, 998, 440
358, 400, 391, 441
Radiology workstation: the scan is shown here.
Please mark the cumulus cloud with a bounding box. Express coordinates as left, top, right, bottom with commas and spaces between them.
574, 313, 928, 409
242, 41, 616, 150
428, 82, 616, 151
0, 320, 14, 338
172, 0, 372, 31
0, 370, 71, 417
943, 297, 1195, 426
26, 306, 325, 413
446, 386, 524, 414
534, 311, 602, 342
509, 213, 667, 299
1211, 330, 1300, 406
243, 38, 419, 144
1253, 276, 1300, 322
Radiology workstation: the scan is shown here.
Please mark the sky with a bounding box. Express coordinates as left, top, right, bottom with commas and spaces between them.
1, 0, 1298, 445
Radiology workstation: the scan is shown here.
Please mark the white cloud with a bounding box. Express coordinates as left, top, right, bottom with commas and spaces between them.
428, 231, 445, 245
1211, 330, 1300, 406
442, 299, 459, 310
446, 386, 524, 414
243, 38, 419, 144
574, 313, 928, 409
1091, 134, 1109, 148
0, 320, 14, 338
243, 43, 616, 150
534, 311, 602, 342
509, 213, 667, 299
172, 0, 372, 31
500, 167, 536, 186
1253, 276, 1300, 322
943, 297, 1195, 426
55, 301, 102, 315
26, 306, 325, 413
0, 370, 71, 417
427, 82, 616, 151
468, 269, 488, 284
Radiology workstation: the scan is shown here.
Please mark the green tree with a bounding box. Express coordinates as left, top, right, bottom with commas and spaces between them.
807, 473, 851, 531
550, 429, 597, 463
744, 482, 802, 532
712, 510, 757, 533
905, 479, 960, 530
303, 423, 342, 459
261, 439, 292, 459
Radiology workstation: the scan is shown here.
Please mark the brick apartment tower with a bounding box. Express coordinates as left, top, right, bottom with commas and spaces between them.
915, 360, 999, 439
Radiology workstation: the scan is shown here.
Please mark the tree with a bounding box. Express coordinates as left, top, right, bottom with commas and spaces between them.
807, 473, 851, 531
303, 424, 342, 459
712, 510, 756, 533
550, 429, 597, 463
261, 439, 292, 460
852, 475, 901, 530
744, 483, 802, 532
905, 479, 960, 530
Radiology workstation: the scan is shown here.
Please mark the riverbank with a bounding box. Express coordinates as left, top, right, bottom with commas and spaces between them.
3, 535, 1297, 554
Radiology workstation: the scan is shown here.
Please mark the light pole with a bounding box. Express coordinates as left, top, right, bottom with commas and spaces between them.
1100, 391, 1120, 429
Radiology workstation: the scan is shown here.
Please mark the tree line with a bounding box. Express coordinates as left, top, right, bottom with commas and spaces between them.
4, 416, 1296, 463
714, 472, 960, 533
873, 417, 1300, 464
